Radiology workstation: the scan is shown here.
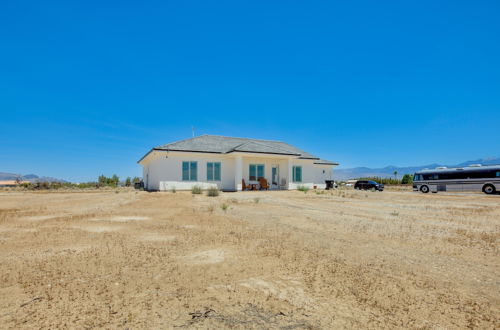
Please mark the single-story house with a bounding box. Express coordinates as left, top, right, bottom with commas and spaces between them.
138, 135, 338, 191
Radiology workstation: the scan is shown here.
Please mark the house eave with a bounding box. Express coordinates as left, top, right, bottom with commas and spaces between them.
138, 147, 337, 164
227, 150, 301, 157
137, 148, 155, 164
314, 162, 339, 166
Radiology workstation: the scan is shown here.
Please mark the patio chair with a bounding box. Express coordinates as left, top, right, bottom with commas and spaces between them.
242, 179, 252, 191
280, 178, 287, 190
259, 178, 270, 190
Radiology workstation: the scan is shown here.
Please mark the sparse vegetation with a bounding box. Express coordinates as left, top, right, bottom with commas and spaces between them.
171, 186, 177, 193
98, 174, 120, 187
206, 186, 219, 197
0, 189, 497, 329
220, 203, 229, 212
191, 185, 202, 194
297, 185, 309, 193
253, 197, 260, 204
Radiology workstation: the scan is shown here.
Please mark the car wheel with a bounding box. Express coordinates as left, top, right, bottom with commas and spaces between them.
420, 185, 429, 194
483, 184, 496, 195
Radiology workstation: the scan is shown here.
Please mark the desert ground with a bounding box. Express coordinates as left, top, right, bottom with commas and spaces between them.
0, 188, 498, 329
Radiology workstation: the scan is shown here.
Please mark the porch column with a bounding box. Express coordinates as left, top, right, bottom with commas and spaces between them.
287, 158, 293, 190
235, 155, 242, 191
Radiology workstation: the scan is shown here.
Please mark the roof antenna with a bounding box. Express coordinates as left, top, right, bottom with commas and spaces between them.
192, 126, 195, 138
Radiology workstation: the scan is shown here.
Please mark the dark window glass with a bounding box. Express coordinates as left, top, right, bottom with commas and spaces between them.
182, 161, 197, 181
467, 170, 493, 179
249, 165, 256, 181
206, 162, 221, 181
292, 166, 302, 182
249, 164, 264, 181
440, 172, 467, 180
423, 174, 438, 180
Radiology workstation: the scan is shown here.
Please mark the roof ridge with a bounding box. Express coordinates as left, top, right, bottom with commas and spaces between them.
199, 134, 285, 144
155, 135, 205, 149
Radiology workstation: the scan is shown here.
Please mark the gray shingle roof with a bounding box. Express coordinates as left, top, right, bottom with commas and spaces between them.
147, 135, 336, 162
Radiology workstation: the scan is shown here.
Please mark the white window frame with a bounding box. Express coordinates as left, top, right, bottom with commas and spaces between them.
207, 162, 221, 181
182, 161, 197, 181
292, 166, 302, 183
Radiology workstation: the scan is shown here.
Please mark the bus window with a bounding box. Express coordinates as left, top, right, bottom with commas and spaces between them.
423, 174, 438, 180
442, 171, 467, 180
496, 171, 500, 177
413, 174, 422, 181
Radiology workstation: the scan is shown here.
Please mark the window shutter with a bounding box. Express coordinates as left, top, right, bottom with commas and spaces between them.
214, 162, 221, 181
190, 162, 197, 181
257, 165, 264, 179
182, 162, 189, 181
207, 162, 213, 181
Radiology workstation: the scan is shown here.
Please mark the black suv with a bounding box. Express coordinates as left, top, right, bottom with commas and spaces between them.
354, 180, 384, 191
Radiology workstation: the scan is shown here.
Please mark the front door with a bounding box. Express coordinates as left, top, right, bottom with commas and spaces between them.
271, 165, 279, 189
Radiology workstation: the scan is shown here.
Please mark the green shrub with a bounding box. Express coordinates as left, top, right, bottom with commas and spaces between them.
401, 174, 413, 184
191, 185, 202, 194
220, 203, 229, 212
206, 186, 219, 197
170, 186, 176, 193
253, 197, 260, 204
297, 185, 309, 193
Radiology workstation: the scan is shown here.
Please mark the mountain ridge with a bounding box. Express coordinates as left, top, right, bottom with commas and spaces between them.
333, 157, 500, 180
0, 172, 67, 183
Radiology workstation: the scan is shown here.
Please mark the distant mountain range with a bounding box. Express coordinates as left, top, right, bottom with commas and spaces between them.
333, 157, 500, 181
2, 157, 499, 183
0, 172, 67, 183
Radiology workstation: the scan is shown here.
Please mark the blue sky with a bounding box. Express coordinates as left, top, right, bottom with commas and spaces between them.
1, 1, 499, 182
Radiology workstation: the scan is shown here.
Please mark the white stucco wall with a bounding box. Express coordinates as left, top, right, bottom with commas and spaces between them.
287, 159, 332, 190
141, 151, 235, 191
140, 150, 335, 191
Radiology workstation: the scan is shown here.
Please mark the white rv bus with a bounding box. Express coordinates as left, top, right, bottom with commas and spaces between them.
413, 164, 500, 194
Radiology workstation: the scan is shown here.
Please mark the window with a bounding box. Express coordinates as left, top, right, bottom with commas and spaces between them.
182, 161, 197, 181
292, 166, 302, 182
496, 171, 500, 177
207, 162, 221, 181
439, 172, 466, 180
423, 173, 438, 180
249, 164, 264, 181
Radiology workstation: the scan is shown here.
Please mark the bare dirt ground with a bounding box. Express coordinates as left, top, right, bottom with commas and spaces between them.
0, 188, 499, 329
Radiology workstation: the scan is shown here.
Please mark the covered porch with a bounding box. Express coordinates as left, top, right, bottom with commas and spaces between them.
232, 154, 298, 191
